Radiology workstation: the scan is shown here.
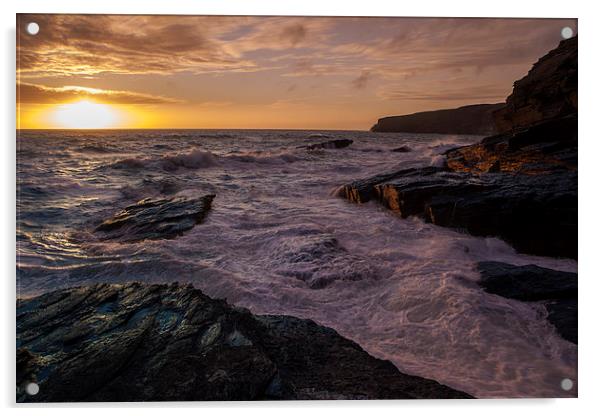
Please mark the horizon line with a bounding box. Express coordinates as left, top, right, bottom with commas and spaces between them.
16, 127, 371, 132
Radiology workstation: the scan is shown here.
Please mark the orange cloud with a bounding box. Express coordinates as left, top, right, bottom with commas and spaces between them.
18, 83, 182, 104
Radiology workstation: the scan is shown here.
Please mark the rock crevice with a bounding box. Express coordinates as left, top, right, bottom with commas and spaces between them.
16, 283, 472, 402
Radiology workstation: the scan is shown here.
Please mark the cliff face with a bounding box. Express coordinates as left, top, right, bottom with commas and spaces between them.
493, 36, 577, 132
446, 36, 577, 175
370, 103, 504, 135
341, 36, 578, 259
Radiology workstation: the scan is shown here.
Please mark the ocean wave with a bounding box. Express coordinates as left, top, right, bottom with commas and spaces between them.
108, 149, 217, 171
226, 150, 300, 165
161, 149, 218, 171
119, 177, 183, 200
264, 231, 379, 289
108, 148, 301, 172
76, 144, 117, 153
109, 157, 149, 170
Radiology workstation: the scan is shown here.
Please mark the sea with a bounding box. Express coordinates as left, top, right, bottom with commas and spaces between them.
16, 129, 577, 398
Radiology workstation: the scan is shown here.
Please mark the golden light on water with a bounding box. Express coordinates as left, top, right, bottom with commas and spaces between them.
50, 100, 121, 129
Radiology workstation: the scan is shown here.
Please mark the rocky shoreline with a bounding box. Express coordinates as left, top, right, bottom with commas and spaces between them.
15, 37, 577, 403
17, 283, 471, 402
476, 262, 577, 344
342, 37, 577, 259
339, 37, 578, 347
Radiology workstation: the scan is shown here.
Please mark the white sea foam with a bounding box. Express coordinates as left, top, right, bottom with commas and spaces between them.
16, 129, 577, 398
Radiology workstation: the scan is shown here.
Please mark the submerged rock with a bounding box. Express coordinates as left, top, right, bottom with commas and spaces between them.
477, 262, 577, 344
340, 167, 576, 259
94, 195, 214, 242
267, 233, 376, 289
16, 283, 471, 401
391, 145, 412, 153
306, 139, 353, 150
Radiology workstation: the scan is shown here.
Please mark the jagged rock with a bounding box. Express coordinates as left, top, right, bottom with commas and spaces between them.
340, 167, 576, 259
477, 262, 577, 344
342, 38, 577, 259
493, 36, 577, 132
94, 195, 214, 242
305, 139, 353, 150
445, 114, 577, 174
391, 146, 412, 153
370, 103, 504, 134
447, 37, 577, 175
16, 283, 471, 402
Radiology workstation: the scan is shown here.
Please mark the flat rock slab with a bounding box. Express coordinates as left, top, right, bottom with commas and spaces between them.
477, 261, 577, 344
445, 114, 577, 175
16, 283, 471, 401
339, 167, 576, 259
94, 195, 214, 242
306, 139, 353, 150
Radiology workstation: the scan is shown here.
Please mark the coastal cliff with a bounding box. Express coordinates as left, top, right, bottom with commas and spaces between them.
370, 103, 504, 135
342, 36, 577, 259
493, 35, 577, 132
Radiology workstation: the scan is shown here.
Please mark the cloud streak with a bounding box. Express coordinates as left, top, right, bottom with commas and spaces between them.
18, 82, 182, 104
378, 84, 511, 102
16, 14, 576, 128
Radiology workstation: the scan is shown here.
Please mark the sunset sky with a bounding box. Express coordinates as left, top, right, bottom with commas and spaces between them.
17, 14, 576, 130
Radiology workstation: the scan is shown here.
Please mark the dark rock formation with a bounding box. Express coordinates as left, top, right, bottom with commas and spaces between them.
391, 146, 412, 153
370, 103, 504, 135
445, 114, 577, 175
340, 167, 576, 259
305, 139, 353, 150
493, 36, 577, 132
477, 262, 577, 344
16, 283, 471, 402
342, 37, 577, 259
446, 37, 577, 175
94, 195, 214, 242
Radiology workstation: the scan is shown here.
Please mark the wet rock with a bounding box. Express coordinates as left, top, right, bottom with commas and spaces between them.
445, 114, 577, 175
94, 195, 214, 242
340, 167, 576, 259
342, 38, 577, 259
477, 262, 577, 344
370, 103, 504, 134
268, 233, 376, 289
306, 139, 353, 150
446, 37, 577, 176
391, 146, 412, 153
16, 283, 471, 402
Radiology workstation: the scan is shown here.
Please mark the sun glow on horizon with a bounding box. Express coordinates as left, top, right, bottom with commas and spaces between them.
50, 100, 121, 129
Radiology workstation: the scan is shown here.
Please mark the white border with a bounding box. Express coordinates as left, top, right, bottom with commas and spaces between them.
2, 0, 601, 414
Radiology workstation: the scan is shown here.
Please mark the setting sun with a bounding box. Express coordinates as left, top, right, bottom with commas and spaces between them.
50, 100, 121, 129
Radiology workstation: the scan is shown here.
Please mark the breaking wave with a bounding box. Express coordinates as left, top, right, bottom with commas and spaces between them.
17, 129, 577, 398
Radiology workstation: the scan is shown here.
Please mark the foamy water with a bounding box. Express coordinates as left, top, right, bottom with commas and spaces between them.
16, 129, 577, 398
